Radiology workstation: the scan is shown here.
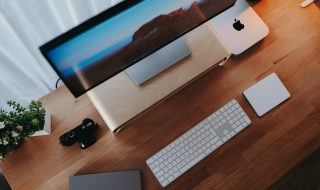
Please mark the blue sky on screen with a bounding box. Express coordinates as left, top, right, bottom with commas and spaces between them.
48, 0, 202, 75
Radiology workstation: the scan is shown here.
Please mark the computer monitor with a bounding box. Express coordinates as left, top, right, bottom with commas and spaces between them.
40, 0, 236, 98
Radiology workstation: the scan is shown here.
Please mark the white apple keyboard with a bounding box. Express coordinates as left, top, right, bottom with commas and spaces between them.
146, 99, 251, 187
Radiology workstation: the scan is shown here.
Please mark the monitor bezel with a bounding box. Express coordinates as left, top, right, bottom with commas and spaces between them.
40, 0, 235, 98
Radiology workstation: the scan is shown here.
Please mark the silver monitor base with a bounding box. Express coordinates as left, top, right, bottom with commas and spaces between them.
125, 37, 191, 85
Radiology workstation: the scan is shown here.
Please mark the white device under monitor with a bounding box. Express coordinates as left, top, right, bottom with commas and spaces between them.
209, 0, 269, 55
243, 73, 290, 116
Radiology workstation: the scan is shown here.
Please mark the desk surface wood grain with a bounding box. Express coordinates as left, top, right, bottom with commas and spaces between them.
1, 0, 319, 189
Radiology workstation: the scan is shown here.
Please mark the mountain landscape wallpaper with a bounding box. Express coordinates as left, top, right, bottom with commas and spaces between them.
47, 0, 236, 96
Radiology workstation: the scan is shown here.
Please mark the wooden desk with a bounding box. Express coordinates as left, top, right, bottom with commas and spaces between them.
1, 1, 319, 189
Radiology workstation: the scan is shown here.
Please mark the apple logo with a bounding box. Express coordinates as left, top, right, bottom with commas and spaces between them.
233, 19, 245, 31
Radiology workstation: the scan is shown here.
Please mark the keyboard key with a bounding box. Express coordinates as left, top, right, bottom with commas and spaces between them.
156, 170, 164, 177
146, 158, 153, 164
158, 176, 165, 182
153, 167, 160, 173
235, 127, 242, 132
161, 180, 169, 187
168, 176, 174, 182
244, 116, 251, 124
180, 153, 206, 174
173, 172, 180, 178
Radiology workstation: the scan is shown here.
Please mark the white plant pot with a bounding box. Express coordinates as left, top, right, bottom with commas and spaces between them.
32, 112, 51, 136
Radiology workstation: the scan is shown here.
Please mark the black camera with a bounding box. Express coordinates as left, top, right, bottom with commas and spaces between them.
59, 118, 98, 149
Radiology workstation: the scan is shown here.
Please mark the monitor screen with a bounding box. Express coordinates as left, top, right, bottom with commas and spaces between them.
40, 0, 236, 97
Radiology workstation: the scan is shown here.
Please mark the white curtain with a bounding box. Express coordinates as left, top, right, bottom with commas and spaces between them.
0, 0, 123, 110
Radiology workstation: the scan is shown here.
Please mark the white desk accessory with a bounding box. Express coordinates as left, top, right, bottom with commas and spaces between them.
301, 0, 315, 7
243, 73, 290, 116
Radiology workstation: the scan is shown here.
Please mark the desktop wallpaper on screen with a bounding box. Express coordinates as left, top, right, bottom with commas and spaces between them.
47, 0, 235, 97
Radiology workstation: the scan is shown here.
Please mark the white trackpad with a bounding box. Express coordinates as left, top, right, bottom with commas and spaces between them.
243, 73, 290, 116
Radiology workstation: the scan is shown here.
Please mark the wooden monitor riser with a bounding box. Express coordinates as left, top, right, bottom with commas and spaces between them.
87, 23, 231, 133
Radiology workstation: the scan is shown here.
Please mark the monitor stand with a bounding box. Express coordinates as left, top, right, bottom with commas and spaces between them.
125, 37, 191, 85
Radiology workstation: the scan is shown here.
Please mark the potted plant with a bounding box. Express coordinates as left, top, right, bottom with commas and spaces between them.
0, 100, 49, 160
